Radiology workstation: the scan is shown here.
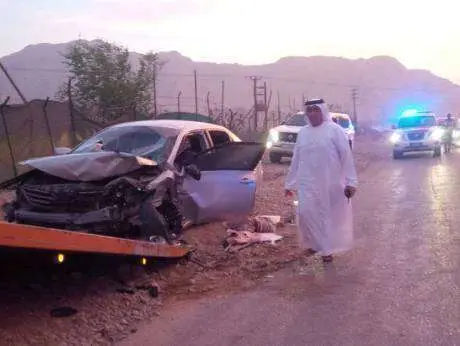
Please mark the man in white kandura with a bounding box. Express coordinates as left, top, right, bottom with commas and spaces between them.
284, 99, 358, 263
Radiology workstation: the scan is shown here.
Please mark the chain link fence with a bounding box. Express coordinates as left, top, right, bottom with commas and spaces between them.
0, 99, 138, 182
0, 98, 287, 182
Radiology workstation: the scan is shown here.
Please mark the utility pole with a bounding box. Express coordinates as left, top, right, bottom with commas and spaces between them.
0, 96, 17, 176
67, 77, 77, 146
277, 91, 281, 124
220, 80, 225, 116
194, 70, 198, 116
206, 91, 211, 117
0, 62, 27, 104
177, 91, 182, 113
152, 65, 157, 117
247, 76, 263, 131
351, 88, 358, 128
263, 82, 268, 131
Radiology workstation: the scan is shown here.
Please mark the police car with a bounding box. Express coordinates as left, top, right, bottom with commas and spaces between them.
390, 110, 444, 159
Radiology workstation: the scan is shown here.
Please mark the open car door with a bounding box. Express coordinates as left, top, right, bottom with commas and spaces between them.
181, 142, 265, 225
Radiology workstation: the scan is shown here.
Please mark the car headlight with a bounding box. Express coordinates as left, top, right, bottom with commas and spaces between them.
453, 130, 460, 139
266, 129, 279, 148
269, 129, 279, 142
430, 128, 444, 141
390, 132, 402, 144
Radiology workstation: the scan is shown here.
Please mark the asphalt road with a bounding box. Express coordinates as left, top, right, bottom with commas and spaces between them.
121, 148, 460, 346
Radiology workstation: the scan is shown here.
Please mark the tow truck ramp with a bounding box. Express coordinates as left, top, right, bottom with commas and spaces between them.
0, 221, 190, 258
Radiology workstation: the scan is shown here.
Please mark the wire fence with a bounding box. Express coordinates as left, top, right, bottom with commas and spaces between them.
0, 95, 288, 183
0, 98, 141, 182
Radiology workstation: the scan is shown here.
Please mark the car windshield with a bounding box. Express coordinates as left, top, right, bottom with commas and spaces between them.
285, 114, 307, 126
71, 125, 179, 163
398, 116, 436, 129
335, 117, 350, 128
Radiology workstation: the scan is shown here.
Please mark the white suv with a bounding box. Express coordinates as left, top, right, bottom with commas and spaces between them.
266, 111, 355, 163
390, 111, 443, 159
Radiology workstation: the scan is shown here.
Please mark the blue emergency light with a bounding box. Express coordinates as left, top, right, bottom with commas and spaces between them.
401, 109, 418, 117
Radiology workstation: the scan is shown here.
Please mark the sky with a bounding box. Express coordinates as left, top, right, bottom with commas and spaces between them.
1, 0, 460, 83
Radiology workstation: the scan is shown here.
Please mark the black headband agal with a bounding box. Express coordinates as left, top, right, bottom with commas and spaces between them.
304, 98, 325, 106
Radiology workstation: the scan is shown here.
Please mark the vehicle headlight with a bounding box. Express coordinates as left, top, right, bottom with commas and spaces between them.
430, 128, 444, 141
454, 130, 460, 139
266, 129, 279, 148
390, 132, 402, 144
269, 129, 279, 142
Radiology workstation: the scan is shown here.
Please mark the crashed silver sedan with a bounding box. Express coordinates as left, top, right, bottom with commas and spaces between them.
0, 120, 265, 243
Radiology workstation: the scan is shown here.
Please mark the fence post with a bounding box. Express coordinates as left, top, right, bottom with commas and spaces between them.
0, 97, 17, 176
42, 97, 55, 154
67, 78, 78, 147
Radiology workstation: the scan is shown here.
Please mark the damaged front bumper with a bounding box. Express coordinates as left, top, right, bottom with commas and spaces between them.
4, 203, 139, 230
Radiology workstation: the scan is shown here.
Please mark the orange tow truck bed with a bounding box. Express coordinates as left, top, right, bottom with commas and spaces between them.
0, 221, 190, 258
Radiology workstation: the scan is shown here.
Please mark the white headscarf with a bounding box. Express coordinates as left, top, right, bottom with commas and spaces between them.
317, 102, 332, 122
304, 100, 332, 124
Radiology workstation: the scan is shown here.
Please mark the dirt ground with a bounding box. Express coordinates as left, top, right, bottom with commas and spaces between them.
0, 135, 387, 345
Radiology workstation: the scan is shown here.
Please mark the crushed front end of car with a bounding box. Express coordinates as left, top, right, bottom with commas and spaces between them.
0, 151, 193, 244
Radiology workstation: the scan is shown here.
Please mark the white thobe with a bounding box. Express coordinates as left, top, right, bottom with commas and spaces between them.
285, 120, 358, 256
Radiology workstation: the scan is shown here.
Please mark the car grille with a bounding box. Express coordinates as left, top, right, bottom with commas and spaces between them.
279, 132, 297, 143
407, 130, 427, 141
19, 184, 104, 212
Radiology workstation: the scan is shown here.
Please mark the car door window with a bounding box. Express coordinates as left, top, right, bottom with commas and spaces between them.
209, 130, 231, 146
194, 142, 265, 171
175, 132, 208, 167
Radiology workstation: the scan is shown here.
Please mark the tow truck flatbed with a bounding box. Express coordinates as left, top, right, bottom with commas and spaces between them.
0, 221, 190, 258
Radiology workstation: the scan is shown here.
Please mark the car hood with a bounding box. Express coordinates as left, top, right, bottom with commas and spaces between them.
395, 126, 435, 134
272, 124, 304, 133
20, 151, 158, 182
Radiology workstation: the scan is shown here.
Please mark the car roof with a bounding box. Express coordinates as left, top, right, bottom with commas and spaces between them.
330, 112, 351, 119
110, 119, 230, 132
293, 111, 351, 118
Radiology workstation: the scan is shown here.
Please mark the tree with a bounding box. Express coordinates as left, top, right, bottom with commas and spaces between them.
58, 39, 160, 123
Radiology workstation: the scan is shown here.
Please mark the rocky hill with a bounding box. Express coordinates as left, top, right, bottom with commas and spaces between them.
1, 40, 459, 125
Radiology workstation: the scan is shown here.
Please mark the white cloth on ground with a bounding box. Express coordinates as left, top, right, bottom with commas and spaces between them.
284, 103, 358, 256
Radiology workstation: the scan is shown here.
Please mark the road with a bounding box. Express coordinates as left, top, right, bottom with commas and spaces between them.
121, 148, 460, 346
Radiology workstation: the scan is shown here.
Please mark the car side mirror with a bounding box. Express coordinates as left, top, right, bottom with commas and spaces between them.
185, 164, 201, 181
54, 147, 72, 155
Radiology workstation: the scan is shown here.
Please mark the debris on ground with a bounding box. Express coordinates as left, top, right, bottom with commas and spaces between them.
222, 214, 285, 252
224, 229, 283, 251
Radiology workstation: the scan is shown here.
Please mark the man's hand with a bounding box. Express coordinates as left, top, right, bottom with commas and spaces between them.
285, 189, 294, 197
344, 186, 357, 199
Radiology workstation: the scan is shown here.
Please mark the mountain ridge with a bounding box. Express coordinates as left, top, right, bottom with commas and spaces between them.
1, 40, 459, 124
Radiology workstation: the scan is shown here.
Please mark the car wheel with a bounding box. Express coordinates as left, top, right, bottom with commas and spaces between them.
140, 197, 177, 244
269, 152, 282, 164
393, 150, 403, 159
433, 147, 441, 157
157, 200, 183, 237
